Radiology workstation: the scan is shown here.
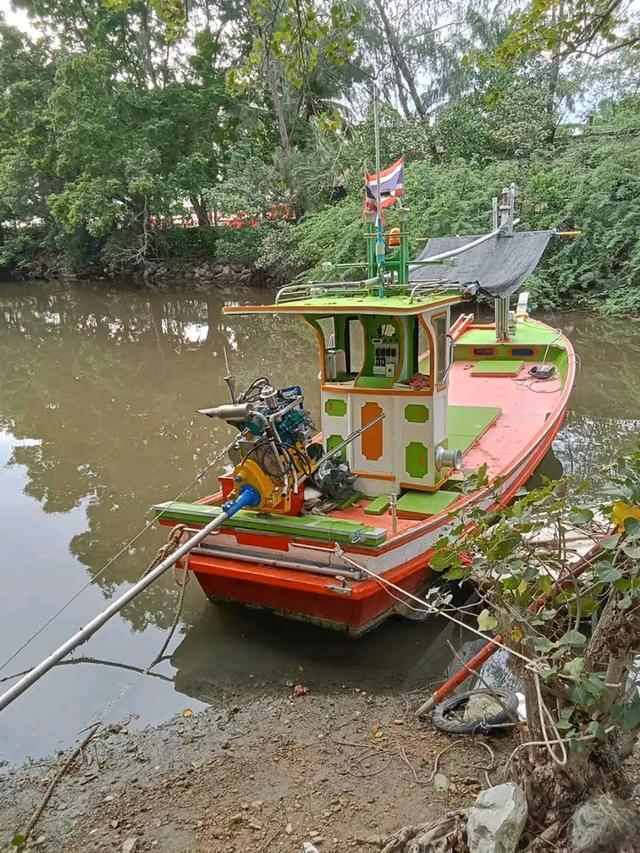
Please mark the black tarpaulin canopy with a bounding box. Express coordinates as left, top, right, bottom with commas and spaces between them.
410, 230, 553, 298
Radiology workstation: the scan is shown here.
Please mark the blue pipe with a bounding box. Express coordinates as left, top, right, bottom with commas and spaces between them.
222, 485, 261, 518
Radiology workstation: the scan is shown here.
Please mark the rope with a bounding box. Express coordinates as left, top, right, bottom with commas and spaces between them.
335, 545, 537, 667
148, 557, 190, 668
140, 523, 190, 669
18, 724, 101, 846
141, 523, 187, 578
0, 454, 223, 674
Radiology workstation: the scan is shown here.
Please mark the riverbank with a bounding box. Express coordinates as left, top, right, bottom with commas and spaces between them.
1, 258, 280, 290
0, 688, 510, 852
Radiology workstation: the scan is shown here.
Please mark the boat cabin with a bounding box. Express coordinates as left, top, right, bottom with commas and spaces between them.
224, 286, 468, 498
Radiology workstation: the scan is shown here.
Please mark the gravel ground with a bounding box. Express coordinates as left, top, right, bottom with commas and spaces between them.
0, 688, 513, 852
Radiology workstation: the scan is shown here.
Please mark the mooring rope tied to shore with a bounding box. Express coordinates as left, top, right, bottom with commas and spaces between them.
333, 546, 536, 666
0, 451, 225, 675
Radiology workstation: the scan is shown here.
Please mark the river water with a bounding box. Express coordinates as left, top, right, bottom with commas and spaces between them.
0, 281, 638, 763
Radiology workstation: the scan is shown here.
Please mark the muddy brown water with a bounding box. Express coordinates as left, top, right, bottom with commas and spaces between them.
0, 281, 638, 764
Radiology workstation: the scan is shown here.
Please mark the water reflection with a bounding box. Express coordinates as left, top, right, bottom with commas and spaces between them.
0, 284, 638, 762
543, 311, 640, 481
0, 282, 321, 633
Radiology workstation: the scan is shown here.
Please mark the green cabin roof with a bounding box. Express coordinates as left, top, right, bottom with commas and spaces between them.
223, 288, 464, 317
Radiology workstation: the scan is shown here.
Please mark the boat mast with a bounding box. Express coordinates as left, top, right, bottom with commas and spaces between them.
373, 73, 386, 297
495, 184, 516, 342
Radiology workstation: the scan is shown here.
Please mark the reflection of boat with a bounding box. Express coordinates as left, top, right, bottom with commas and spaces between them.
170, 601, 460, 705
154, 184, 575, 636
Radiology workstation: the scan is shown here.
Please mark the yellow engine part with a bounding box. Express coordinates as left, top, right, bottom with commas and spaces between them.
291, 441, 312, 475
388, 226, 401, 248
232, 459, 277, 511
612, 500, 640, 529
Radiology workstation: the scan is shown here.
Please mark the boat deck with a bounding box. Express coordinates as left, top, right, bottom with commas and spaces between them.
331, 358, 564, 535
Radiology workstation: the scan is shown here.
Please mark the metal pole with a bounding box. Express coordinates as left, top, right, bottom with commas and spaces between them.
0, 510, 234, 713
495, 185, 516, 341
372, 75, 386, 297
415, 219, 521, 266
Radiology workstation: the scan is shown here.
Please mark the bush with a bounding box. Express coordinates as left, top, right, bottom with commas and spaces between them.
0, 225, 50, 272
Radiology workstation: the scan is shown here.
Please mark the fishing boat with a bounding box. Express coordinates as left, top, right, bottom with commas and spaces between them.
152, 178, 576, 636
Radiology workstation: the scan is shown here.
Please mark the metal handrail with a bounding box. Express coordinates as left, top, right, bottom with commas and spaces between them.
275, 273, 390, 304
409, 279, 463, 302
275, 280, 365, 304
414, 219, 521, 267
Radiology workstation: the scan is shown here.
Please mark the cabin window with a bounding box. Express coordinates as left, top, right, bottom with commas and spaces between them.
511, 347, 534, 357
316, 315, 363, 382
434, 315, 448, 385
347, 317, 364, 375
472, 347, 496, 357
317, 316, 335, 347
418, 323, 430, 375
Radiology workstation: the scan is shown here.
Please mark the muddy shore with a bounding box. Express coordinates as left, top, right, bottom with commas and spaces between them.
0, 689, 511, 852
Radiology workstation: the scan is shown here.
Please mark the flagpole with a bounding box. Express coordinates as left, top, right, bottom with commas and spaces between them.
372, 72, 386, 297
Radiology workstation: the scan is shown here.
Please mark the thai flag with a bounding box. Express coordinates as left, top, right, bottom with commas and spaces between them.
364, 156, 404, 212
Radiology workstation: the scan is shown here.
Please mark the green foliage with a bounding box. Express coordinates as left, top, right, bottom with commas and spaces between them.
433, 444, 640, 752
492, 0, 639, 68
254, 120, 640, 312
0, 0, 638, 309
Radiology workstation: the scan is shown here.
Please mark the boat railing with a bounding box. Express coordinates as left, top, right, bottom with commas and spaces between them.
275, 281, 365, 304
275, 275, 383, 304
275, 276, 474, 305
409, 280, 464, 303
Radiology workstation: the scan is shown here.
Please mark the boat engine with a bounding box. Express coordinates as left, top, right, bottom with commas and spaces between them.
199, 378, 317, 514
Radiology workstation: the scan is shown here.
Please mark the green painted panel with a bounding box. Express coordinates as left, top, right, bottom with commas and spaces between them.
153, 501, 386, 547
354, 375, 394, 389
472, 360, 523, 376
365, 495, 391, 515
325, 398, 347, 417
404, 403, 429, 423
326, 433, 346, 461
339, 490, 363, 509
447, 432, 477, 453
405, 441, 429, 479
232, 292, 461, 315
397, 490, 458, 516
448, 405, 501, 437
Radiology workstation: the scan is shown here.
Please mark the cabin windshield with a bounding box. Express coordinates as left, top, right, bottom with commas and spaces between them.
434, 314, 448, 385
314, 315, 363, 382
418, 323, 430, 375
311, 313, 423, 390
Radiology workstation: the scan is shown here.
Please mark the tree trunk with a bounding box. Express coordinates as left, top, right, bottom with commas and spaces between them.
545, 3, 563, 143
190, 195, 210, 227
391, 56, 412, 119
266, 63, 293, 157
372, 0, 427, 120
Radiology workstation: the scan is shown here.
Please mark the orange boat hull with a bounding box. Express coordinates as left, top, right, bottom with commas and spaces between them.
188, 549, 436, 636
